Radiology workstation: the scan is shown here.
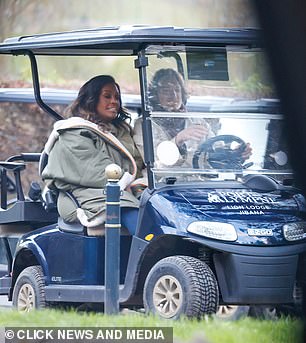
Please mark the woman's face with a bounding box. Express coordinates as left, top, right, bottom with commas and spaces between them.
96, 83, 120, 122
157, 76, 182, 111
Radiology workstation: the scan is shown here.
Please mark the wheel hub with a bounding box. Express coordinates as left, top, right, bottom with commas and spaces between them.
217, 305, 238, 318
17, 284, 35, 312
153, 275, 183, 318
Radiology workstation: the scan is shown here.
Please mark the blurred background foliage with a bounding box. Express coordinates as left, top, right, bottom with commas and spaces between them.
0, 0, 259, 90
0, 0, 257, 39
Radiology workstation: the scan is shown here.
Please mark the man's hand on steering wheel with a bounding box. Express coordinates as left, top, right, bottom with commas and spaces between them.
175, 125, 209, 147
241, 142, 252, 160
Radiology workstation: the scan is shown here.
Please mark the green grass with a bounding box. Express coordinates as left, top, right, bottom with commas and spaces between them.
0, 309, 303, 343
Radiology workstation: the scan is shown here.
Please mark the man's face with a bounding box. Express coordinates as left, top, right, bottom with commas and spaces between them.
157, 77, 182, 111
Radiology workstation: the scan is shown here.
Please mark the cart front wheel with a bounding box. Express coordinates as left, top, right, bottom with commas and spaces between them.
143, 255, 218, 319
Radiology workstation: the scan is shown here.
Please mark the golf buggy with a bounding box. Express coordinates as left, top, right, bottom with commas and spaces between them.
0, 26, 305, 319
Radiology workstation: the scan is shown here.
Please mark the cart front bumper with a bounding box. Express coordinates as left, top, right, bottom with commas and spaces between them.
214, 252, 298, 304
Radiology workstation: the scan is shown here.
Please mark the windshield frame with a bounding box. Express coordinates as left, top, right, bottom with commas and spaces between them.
137, 44, 291, 189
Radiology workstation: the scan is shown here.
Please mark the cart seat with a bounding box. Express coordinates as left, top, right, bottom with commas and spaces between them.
57, 217, 84, 234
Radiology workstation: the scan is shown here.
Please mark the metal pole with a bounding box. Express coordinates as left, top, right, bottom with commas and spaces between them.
104, 164, 122, 315
0, 168, 7, 210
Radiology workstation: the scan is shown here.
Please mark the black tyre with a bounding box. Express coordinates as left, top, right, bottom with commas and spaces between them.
12, 266, 46, 312
216, 305, 250, 320
143, 255, 218, 319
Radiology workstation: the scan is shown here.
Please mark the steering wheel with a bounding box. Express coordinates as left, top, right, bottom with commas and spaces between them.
192, 134, 250, 169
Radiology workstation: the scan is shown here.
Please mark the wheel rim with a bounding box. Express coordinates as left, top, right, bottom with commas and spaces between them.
217, 305, 239, 318
153, 275, 183, 318
17, 283, 36, 312
263, 307, 277, 319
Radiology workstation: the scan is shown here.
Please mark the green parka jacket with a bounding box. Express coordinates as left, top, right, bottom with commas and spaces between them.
42, 117, 144, 225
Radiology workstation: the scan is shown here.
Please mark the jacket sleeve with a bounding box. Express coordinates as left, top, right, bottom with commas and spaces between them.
42, 129, 112, 188
133, 118, 145, 161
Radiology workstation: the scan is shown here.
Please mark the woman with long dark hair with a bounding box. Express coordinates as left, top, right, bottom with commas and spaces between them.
42, 75, 144, 235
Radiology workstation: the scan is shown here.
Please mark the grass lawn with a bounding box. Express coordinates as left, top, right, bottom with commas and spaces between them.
0, 309, 303, 343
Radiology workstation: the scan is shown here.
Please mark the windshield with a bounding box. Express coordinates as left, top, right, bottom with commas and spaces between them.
143, 45, 292, 184
150, 113, 290, 181
144, 45, 276, 107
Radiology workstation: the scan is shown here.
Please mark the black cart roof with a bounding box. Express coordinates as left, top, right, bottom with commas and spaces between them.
0, 25, 262, 56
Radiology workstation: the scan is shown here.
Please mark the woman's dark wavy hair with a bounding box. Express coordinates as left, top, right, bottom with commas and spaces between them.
148, 68, 188, 111
67, 75, 131, 125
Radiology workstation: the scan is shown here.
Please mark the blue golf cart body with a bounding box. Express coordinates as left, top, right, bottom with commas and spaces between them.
0, 26, 305, 318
